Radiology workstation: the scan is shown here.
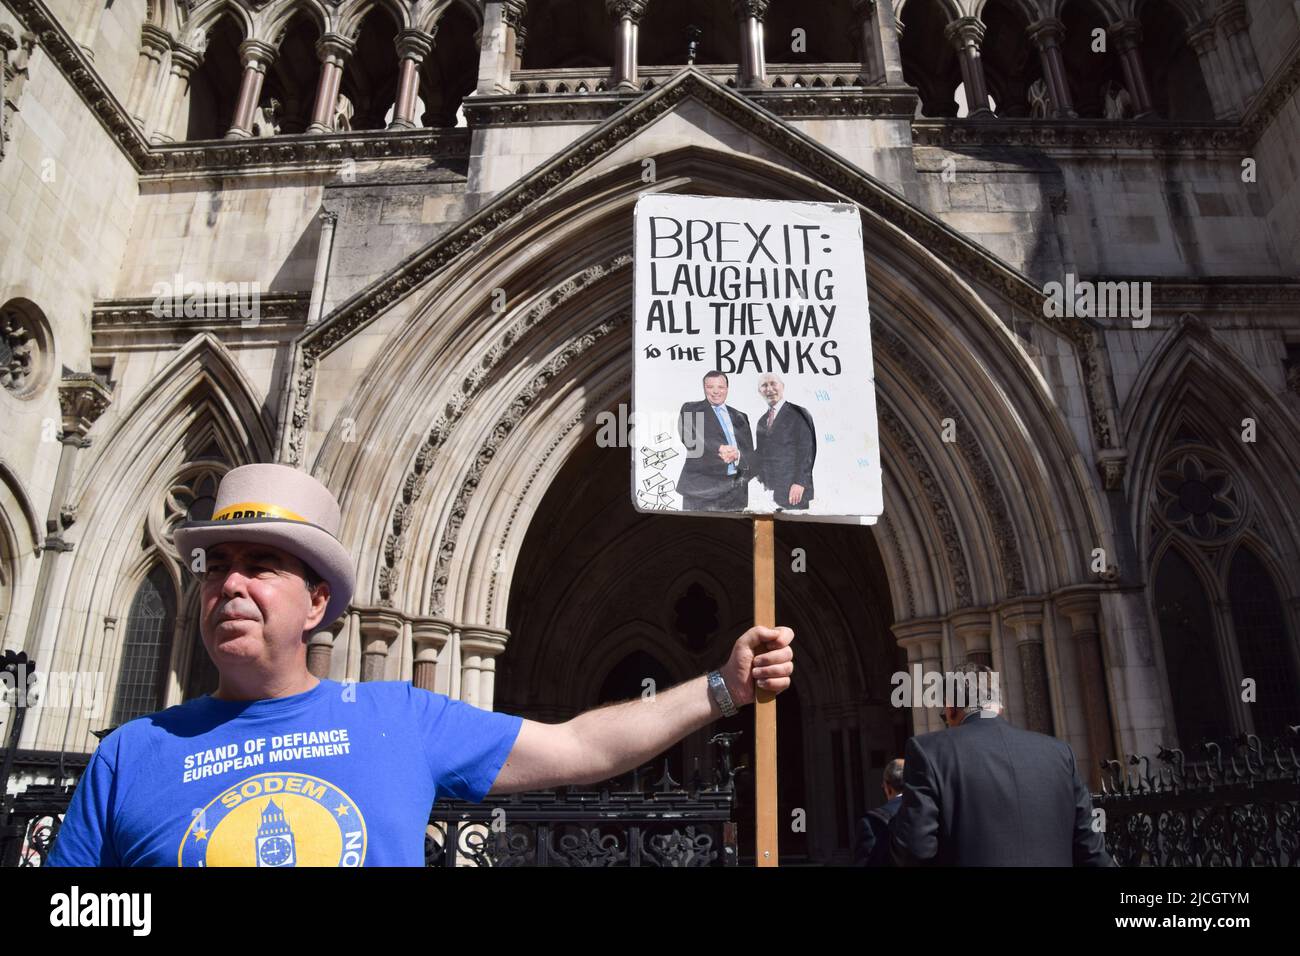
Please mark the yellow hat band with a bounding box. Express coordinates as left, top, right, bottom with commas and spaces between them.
212, 502, 307, 522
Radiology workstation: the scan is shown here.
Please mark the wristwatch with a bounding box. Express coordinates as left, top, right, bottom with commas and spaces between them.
708, 670, 737, 717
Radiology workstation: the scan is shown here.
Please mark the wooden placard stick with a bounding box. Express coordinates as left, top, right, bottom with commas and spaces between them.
753, 514, 777, 867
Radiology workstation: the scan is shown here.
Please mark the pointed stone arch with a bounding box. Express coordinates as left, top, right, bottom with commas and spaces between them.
260, 0, 334, 42
306, 144, 1105, 639
29, 335, 272, 750
414, 0, 484, 34
1123, 315, 1300, 576
180, 0, 256, 48
337, 0, 412, 38
0, 460, 42, 645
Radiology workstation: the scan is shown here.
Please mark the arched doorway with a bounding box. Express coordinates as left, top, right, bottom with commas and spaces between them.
495, 410, 901, 863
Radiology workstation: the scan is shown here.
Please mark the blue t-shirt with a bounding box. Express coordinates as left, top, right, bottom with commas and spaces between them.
46, 678, 523, 867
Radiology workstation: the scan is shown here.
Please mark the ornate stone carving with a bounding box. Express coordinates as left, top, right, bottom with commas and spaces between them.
873, 321, 1026, 598
1097, 449, 1127, 491
1, 24, 37, 159
605, 0, 648, 20
911, 118, 1244, 152
57, 372, 113, 438
484, 374, 628, 619
0, 304, 37, 393
368, 254, 632, 595
7, 0, 152, 169
144, 128, 470, 180
877, 403, 972, 607
426, 313, 627, 613
1153, 450, 1244, 542
878, 512, 915, 618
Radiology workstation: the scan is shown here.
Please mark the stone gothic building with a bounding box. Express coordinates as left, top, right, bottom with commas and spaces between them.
1, 0, 1298, 863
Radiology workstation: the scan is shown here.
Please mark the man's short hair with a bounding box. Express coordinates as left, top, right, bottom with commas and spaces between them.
301, 561, 324, 592
883, 758, 904, 792
702, 370, 728, 385
951, 661, 1001, 717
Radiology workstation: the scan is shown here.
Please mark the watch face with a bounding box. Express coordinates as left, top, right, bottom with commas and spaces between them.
259, 836, 292, 866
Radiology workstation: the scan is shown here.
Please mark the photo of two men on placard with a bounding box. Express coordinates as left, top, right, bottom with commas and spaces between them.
676, 370, 817, 513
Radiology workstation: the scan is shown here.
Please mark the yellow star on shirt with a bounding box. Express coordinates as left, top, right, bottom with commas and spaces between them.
334, 804, 349, 817
193, 827, 208, 842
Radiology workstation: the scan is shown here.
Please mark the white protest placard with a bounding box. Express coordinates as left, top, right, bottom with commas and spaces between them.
631, 194, 882, 524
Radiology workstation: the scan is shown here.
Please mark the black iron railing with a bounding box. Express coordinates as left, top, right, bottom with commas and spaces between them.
425, 758, 740, 867
7, 726, 1298, 867
1095, 732, 1300, 867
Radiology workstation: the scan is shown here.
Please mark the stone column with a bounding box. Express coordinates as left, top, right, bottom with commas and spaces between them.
1027, 18, 1075, 117
126, 24, 172, 131
307, 615, 346, 679
1057, 591, 1114, 789
151, 44, 203, 144
732, 0, 769, 90
390, 29, 435, 129
225, 38, 278, 139
606, 0, 647, 92
74, 2, 108, 61
306, 210, 338, 326
852, 0, 905, 85
952, 608, 993, 668
411, 617, 453, 692
356, 607, 403, 682
893, 619, 945, 735
475, 2, 513, 94
503, 0, 528, 72
1107, 20, 1155, 118
944, 17, 994, 117
306, 33, 355, 134
1002, 601, 1053, 734
459, 626, 509, 709
20, 374, 112, 658
1216, 1, 1263, 100
1184, 23, 1238, 120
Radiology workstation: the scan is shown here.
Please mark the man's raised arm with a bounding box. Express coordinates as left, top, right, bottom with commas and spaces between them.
488, 625, 794, 794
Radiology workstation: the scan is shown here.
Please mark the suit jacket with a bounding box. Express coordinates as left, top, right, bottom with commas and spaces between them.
676, 400, 754, 501
890, 713, 1115, 867
755, 402, 815, 508
854, 793, 901, 867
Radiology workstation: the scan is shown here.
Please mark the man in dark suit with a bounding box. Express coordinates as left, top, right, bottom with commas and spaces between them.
754, 373, 816, 510
891, 662, 1115, 867
855, 757, 904, 866
676, 370, 754, 512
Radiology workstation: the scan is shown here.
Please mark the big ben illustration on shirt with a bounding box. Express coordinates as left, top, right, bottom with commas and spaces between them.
255, 798, 297, 867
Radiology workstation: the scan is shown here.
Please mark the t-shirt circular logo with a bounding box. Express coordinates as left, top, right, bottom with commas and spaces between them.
179, 772, 367, 867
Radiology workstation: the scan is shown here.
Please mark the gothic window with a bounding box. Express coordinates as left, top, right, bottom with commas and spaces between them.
1153, 546, 1231, 746
111, 564, 176, 726
1149, 442, 1300, 744
1228, 548, 1300, 738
